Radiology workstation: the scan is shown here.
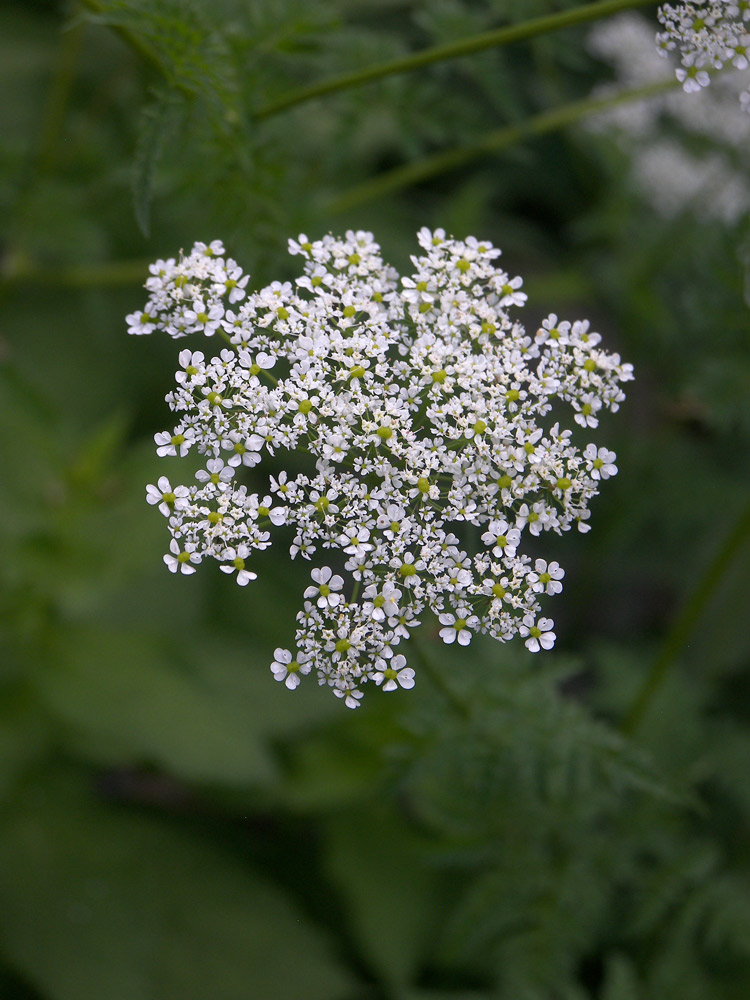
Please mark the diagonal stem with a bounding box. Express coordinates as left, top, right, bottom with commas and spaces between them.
254, 0, 658, 119
408, 632, 472, 719
621, 500, 750, 735
326, 78, 677, 213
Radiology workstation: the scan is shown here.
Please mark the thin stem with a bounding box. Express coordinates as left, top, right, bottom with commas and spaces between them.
621, 500, 750, 736
254, 0, 657, 120
37, 21, 85, 175
2, 18, 84, 295
408, 632, 472, 719
327, 78, 678, 214
0, 257, 155, 291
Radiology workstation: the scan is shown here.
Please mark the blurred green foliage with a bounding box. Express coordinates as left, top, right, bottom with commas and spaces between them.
2, 0, 750, 997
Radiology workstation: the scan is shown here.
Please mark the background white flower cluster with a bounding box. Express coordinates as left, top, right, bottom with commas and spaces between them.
129, 230, 632, 707
657, 1, 750, 106
588, 11, 750, 223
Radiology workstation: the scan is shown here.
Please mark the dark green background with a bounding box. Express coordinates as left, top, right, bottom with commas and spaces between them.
2, 1, 750, 997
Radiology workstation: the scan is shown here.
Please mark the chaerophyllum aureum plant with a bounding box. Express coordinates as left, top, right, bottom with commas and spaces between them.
128, 229, 632, 708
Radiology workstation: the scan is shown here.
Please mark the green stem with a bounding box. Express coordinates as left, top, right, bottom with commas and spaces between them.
0, 256, 155, 291
37, 20, 85, 175
327, 78, 677, 213
1, 18, 85, 300
621, 500, 750, 735
254, 0, 657, 119
408, 632, 471, 719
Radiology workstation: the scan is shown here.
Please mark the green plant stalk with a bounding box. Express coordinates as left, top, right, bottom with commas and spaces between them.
254, 0, 658, 119
326, 78, 678, 213
622, 500, 750, 735
408, 634, 471, 719
37, 21, 85, 174
0, 257, 155, 290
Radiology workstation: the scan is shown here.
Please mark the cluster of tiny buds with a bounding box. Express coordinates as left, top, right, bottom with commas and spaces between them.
657, 1, 750, 108
129, 229, 632, 708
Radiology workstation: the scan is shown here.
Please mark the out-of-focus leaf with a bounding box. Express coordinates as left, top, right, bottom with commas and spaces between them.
0, 691, 49, 798
601, 954, 641, 1000
132, 87, 185, 236
34, 625, 276, 786
0, 768, 355, 1000
322, 804, 441, 987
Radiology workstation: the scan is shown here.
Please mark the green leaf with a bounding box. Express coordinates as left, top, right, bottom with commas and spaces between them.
132, 88, 184, 236
34, 625, 276, 786
601, 954, 641, 1000
0, 690, 49, 798
0, 768, 355, 1000
322, 804, 441, 987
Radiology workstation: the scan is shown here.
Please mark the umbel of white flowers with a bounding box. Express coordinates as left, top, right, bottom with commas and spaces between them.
128, 229, 632, 708
657, 1, 750, 110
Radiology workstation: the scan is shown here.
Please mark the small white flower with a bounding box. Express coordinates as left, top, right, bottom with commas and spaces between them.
195, 458, 234, 490
163, 538, 200, 575
362, 580, 402, 621
519, 615, 556, 652
481, 519, 522, 559
372, 654, 415, 691
438, 609, 479, 646
270, 648, 311, 689
146, 476, 190, 516
333, 685, 364, 709
584, 443, 618, 480
303, 566, 345, 608
219, 545, 257, 586
527, 559, 565, 596
154, 429, 194, 457
338, 525, 373, 558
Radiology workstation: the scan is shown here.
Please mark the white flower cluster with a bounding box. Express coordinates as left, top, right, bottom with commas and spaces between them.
657, 0, 750, 108
589, 13, 750, 223
128, 230, 632, 708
